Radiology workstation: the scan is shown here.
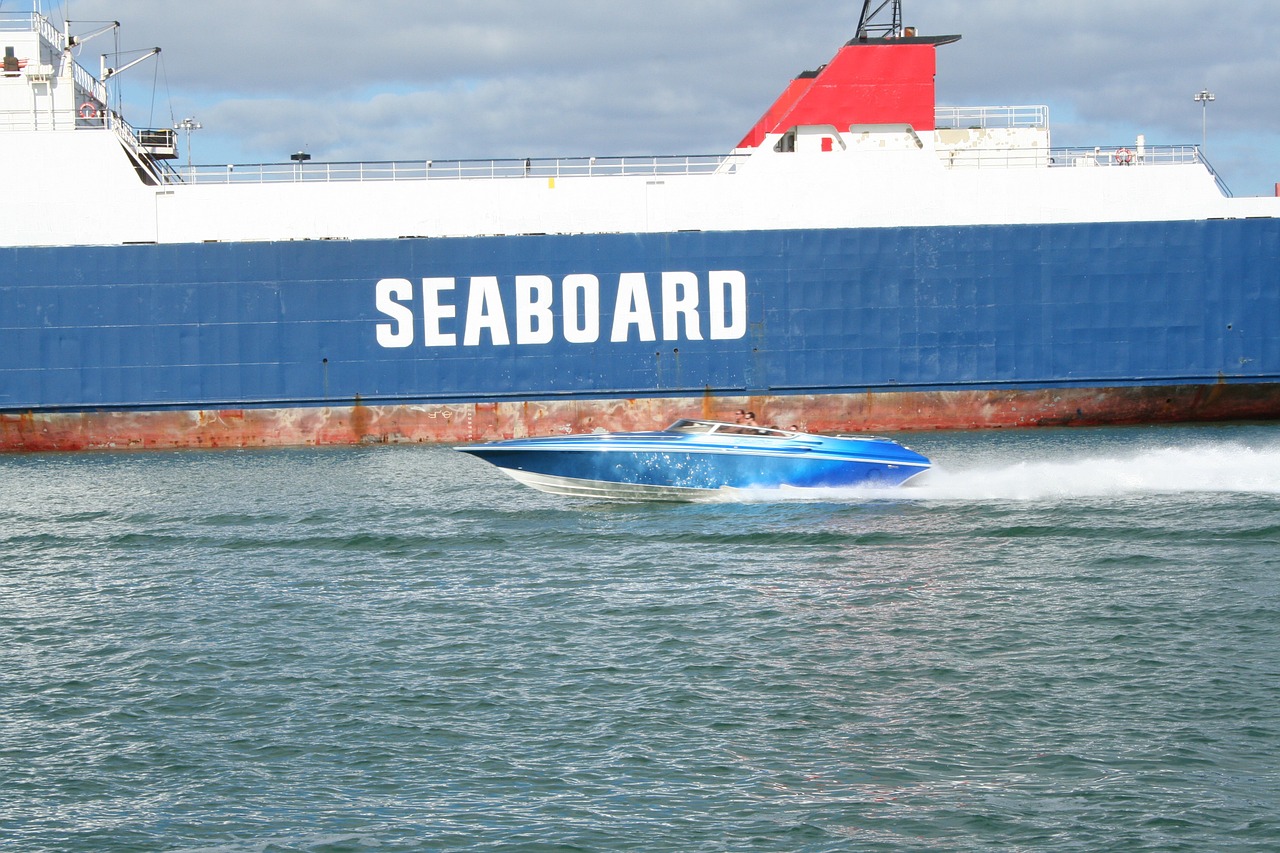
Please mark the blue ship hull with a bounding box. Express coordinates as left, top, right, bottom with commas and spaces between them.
3, 6, 1278, 453
2, 218, 1279, 448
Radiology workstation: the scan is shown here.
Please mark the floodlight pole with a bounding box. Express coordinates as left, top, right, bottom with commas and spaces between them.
1194, 88, 1215, 152
174, 116, 201, 170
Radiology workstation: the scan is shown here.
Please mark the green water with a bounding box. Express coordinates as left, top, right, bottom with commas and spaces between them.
3, 424, 1279, 851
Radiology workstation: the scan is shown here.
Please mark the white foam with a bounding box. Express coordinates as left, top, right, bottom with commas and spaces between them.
707, 442, 1280, 504
904, 443, 1280, 502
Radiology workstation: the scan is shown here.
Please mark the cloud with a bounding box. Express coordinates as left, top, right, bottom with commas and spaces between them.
64, 0, 1280, 195
926, 0, 1280, 192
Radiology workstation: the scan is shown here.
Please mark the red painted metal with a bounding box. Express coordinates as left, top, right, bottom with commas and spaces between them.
737, 76, 817, 149
4, 384, 1279, 452
737, 41, 938, 148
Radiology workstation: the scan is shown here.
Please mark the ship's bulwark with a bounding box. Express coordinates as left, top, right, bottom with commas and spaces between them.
2, 219, 1278, 451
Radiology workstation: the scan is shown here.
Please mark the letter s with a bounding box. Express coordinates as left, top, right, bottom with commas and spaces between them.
375, 278, 415, 348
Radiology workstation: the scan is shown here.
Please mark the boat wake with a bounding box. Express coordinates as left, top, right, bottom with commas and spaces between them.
714, 442, 1280, 503
912, 443, 1280, 501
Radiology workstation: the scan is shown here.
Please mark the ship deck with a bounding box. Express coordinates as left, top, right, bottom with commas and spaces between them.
158, 140, 1214, 188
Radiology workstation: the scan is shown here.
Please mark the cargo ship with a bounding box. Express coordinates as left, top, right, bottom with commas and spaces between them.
2, 1, 1278, 451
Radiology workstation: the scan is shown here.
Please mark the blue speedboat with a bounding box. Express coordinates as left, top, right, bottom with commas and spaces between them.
456, 419, 930, 501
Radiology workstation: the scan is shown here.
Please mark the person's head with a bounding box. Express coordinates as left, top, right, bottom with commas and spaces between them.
745, 411, 756, 422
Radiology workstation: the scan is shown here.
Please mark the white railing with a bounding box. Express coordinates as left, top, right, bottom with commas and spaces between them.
37, 12, 60, 49
166, 153, 744, 185
0, 107, 69, 131
935, 105, 1049, 130
1051, 145, 1203, 167
939, 144, 1205, 170
0, 11, 61, 50
937, 142, 1230, 195
0, 11, 45, 35
72, 60, 107, 104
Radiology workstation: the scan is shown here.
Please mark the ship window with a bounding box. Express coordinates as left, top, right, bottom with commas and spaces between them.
774, 131, 796, 153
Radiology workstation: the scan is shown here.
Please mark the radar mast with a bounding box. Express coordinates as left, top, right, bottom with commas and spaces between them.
857, 0, 903, 39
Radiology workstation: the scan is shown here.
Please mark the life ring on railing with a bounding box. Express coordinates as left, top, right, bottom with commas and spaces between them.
1114, 147, 1134, 165
78, 102, 99, 120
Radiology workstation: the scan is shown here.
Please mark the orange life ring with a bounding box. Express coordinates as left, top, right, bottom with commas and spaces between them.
1114, 147, 1134, 165
78, 102, 99, 119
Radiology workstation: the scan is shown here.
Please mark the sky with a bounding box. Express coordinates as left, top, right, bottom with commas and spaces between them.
33, 0, 1280, 197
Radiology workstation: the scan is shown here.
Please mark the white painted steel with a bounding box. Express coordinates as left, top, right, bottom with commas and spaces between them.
1, 10, 1277, 250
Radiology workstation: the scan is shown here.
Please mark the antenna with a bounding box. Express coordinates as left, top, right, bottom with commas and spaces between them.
857, 0, 903, 39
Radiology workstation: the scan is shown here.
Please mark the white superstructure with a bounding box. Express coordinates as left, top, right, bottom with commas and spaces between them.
1, 8, 1276, 250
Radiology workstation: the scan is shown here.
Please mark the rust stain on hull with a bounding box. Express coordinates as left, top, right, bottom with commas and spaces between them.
3, 384, 1280, 452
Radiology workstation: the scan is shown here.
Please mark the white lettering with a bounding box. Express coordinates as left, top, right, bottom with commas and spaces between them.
563, 274, 600, 344
661, 271, 702, 341
377, 270, 748, 349
375, 278, 415, 348
611, 272, 656, 342
422, 277, 457, 347
515, 275, 555, 345
709, 270, 747, 340
463, 276, 510, 346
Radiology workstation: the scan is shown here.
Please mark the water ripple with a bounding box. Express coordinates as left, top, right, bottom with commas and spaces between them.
2, 425, 1279, 851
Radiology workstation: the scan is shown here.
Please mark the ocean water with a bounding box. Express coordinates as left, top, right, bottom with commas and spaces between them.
2, 423, 1279, 852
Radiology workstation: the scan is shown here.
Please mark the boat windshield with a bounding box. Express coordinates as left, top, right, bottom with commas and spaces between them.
666, 419, 797, 438
667, 419, 718, 433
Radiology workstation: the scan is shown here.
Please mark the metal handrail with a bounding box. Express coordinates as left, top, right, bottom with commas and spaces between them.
1197, 148, 1234, 197
1050, 145, 1204, 167
160, 143, 1216, 187
939, 144, 1208, 170
72, 60, 108, 105
935, 105, 1049, 130
0, 11, 60, 48
166, 153, 744, 185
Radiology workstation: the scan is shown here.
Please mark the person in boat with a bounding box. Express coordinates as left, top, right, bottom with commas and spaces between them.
734, 409, 747, 423
744, 411, 758, 425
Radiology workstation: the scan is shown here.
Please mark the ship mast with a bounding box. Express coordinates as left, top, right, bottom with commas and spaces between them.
857, 0, 903, 39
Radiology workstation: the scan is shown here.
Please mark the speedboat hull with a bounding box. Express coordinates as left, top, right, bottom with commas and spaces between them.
457, 420, 931, 501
